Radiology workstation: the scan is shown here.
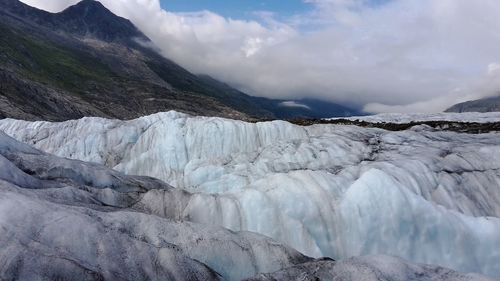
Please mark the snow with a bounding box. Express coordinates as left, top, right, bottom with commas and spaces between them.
332, 112, 500, 123
2, 111, 500, 277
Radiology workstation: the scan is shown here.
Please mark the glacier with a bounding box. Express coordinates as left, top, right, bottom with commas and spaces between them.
0, 129, 494, 281
334, 112, 500, 123
0, 131, 312, 280
1, 111, 500, 277
246, 255, 494, 281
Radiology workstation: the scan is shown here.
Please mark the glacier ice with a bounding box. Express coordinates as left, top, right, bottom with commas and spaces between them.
1, 130, 493, 281
246, 255, 496, 281
2, 111, 500, 277
334, 112, 500, 123
0, 131, 313, 281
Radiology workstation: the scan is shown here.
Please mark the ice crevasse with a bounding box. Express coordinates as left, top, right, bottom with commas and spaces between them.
1, 111, 500, 277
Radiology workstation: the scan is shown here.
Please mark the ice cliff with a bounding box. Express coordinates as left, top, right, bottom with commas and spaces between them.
1, 111, 500, 278
0, 130, 494, 280
0, 131, 312, 280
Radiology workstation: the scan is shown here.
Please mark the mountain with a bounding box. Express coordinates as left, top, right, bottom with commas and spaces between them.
0, 0, 359, 121
1, 0, 147, 44
446, 95, 500, 113
196, 75, 361, 119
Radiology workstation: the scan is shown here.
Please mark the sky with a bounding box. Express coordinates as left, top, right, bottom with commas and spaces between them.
160, 1, 310, 19
20, 0, 500, 113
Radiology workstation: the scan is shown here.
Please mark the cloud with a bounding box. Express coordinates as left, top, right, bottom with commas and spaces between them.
488, 63, 500, 76
279, 101, 311, 110
20, 0, 75, 12
20, 0, 500, 113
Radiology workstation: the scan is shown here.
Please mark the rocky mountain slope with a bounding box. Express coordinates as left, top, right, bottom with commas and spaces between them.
2, 111, 500, 278
446, 96, 500, 113
0, 0, 359, 121
0, 123, 495, 281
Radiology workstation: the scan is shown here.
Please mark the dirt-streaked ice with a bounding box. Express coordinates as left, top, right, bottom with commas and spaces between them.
333, 112, 500, 123
246, 255, 495, 281
2, 111, 500, 277
0, 131, 311, 281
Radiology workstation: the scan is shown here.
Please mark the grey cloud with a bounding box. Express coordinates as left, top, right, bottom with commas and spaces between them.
22, 0, 500, 113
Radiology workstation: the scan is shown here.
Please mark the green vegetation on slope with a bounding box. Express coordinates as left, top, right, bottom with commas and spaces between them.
0, 23, 114, 94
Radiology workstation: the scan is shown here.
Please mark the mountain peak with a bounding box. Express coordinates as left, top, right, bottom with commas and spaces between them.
56, 0, 149, 43
1, 0, 149, 44
77, 0, 100, 4
61, 0, 111, 17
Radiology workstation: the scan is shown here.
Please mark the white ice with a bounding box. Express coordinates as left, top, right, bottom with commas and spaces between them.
0, 131, 311, 281
2, 111, 500, 277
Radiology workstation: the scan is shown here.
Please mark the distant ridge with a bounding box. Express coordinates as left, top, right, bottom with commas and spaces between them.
446, 95, 500, 113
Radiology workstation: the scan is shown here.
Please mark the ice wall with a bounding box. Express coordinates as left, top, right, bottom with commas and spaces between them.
2, 111, 500, 277
0, 131, 312, 281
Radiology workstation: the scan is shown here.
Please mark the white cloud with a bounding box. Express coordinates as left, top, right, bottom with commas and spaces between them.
20, 0, 500, 113
488, 63, 500, 76
279, 101, 311, 110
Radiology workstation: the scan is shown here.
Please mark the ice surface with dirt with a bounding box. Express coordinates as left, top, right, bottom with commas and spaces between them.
333, 112, 500, 123
246, 256, 495, 281
2, 111, 500, 278
1, 130, 494, 280
0, 131, 313, 281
